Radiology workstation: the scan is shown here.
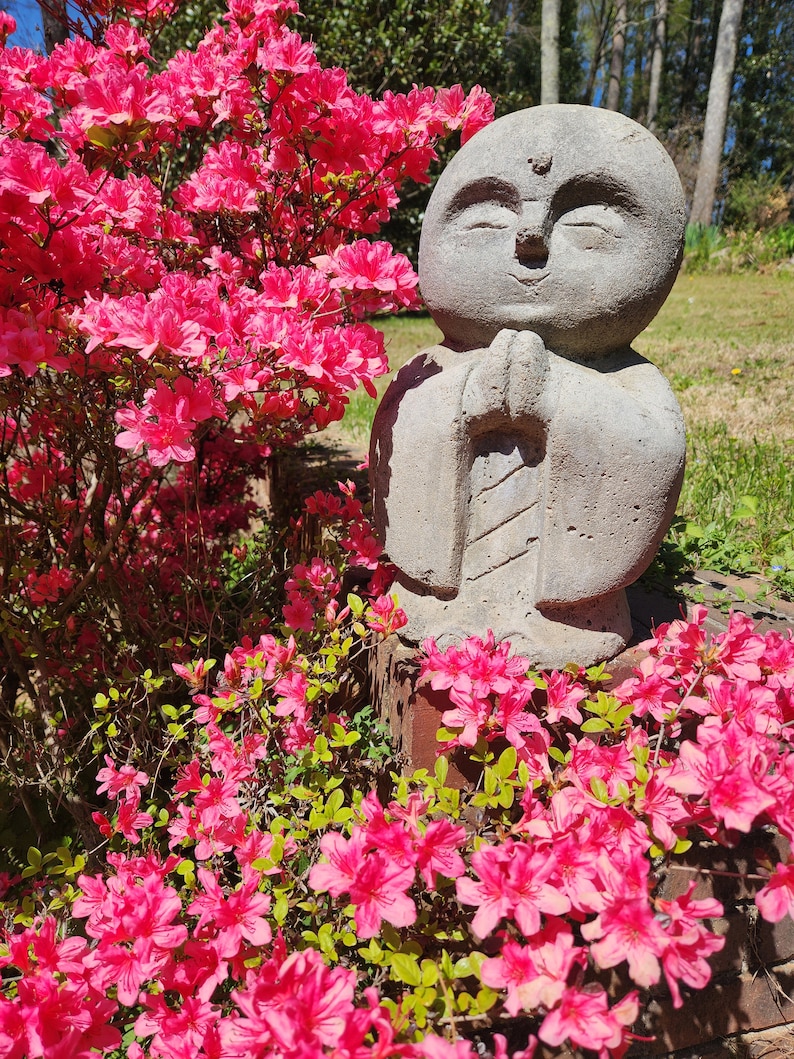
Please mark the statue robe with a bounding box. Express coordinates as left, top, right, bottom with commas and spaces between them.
369, 337, 685, 663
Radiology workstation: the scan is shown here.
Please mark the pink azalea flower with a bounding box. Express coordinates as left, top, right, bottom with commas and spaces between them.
188, 868, 272, 958
415, 819, 466, 886
457, 840, 570, 940
756, 859, 794, 923
581, 892, 668, 988
309, 830, 416, 939
540, 985, 637, 1053
95, 755, 149, 802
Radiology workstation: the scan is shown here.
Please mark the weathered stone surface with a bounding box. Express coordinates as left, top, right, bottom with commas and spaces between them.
370, 104, 687, 668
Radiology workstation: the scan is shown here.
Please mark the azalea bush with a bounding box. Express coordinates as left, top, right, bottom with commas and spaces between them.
0, 0, 491, 841
2, 538, 794, 1057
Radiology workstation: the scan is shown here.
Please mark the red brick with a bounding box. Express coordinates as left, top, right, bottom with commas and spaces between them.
632, 962, 794, 1054
742, 1024, 794, 1058
657, 833, 791, 907
756, 912, 794, 969
707, 912, 752, 975
369, 637, 481, 786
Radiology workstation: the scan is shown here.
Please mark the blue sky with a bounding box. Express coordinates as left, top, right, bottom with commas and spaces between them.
6, 0, 45, 48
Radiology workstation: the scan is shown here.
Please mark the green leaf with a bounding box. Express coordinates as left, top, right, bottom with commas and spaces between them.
273, 894, 289, 924
314, 734, 329, 756
612, 703, 636, 726
495, 745, 517, 779
589, 777, 609, 802
86, 122, 118, 148
347, 592, 365, 617
453, 956, 475, 978
421, 960, 439, 987
317, 923, 337, 955
472, 986, 497, 1013
359, 938, 385, 964
308, 809, 328, 830
390, 951, 422, 986
580, 717, 610, 733
732, 494, 759, 519
614, 780, 631, 802
434, 754, 449, 785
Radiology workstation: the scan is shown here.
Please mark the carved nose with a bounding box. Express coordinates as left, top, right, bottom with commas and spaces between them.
516, 225, 549, 269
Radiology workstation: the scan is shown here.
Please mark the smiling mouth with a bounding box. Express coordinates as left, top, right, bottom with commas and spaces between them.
509, 270, 549, 286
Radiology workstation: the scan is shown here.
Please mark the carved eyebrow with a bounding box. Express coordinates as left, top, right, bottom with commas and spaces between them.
552, 174, 643, 215
447, 177, 521, 217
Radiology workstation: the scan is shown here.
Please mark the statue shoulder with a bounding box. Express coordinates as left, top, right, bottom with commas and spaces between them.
382, 344, 477, 403
553, 346, 679, 404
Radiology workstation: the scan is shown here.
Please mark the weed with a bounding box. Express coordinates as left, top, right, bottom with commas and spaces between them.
664, 424, 794, 596
684, 223, 727, 270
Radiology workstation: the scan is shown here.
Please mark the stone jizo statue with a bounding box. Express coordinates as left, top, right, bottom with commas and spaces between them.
370, 104, 687, 668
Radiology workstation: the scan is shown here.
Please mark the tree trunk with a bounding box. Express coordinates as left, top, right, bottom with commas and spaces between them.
647, 0, 668, 130
583, 0, 611, 104
689, 0, 745, 224
629, 12, 648, 120
541, 0, 561, 104
605, 0, 627, 111
40, 0, 69, 52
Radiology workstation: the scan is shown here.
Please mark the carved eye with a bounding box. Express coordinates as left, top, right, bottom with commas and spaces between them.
557, 204, 624, 241
457, 202, 517, 231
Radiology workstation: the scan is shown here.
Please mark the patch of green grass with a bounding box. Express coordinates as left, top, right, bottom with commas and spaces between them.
668, 423, 794, 597
378, 311, 443, 371
638, 272, 794, 351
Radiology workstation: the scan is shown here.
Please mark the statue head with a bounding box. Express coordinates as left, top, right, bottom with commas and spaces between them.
418, 104, 686, 358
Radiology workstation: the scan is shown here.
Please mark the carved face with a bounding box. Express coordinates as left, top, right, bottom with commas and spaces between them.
419, 105, 686, 357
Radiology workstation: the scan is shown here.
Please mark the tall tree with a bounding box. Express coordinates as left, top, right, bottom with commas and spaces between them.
647, 0, 669, 129
690, 0, 745, 223
39, 0, 68, 51
493, 0, 584, 105
605, 0, 628, 109
298, 0, 511, 98
653, 0, 720, 201
728, 0, 794, 186
540, 0, 561, 102
627, 2, 652, 120
581, 0, 613, 104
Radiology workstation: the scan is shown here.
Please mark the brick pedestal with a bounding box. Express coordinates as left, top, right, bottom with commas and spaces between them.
368, 637, 483, 786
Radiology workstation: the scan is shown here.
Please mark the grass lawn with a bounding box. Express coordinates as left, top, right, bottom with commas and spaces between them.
339, 272, 794, 597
